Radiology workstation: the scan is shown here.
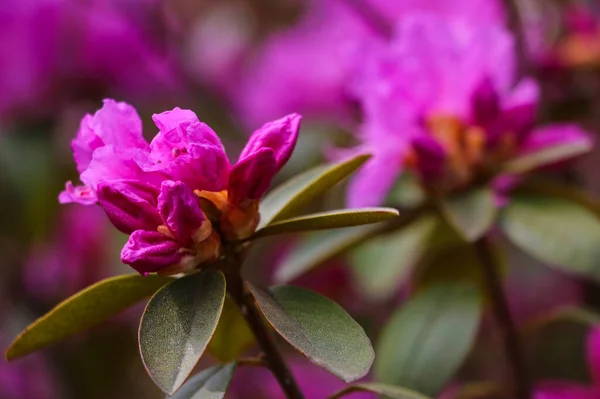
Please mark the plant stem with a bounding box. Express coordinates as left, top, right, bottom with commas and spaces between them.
474, 237, 531, 399
227, 274, 305, 399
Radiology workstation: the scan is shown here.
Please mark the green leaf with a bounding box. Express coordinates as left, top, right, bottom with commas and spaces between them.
139, 270, 226, 395
521, 180, 600, 218
168, 363, 236, 399
351, 216, 438, 302
6, 274, 172, 360
252, 208, 399, 239
275, 224, 383, 283
249, 284, 374, 382
439, 187, 496, 242
258, 154, 371, 229
328, 382, 432, 399
375, 283, 482, 395
503, 139, 592, 174
500, 193, 600, 279
386, 172, 426, 209
207, 296, 254, 362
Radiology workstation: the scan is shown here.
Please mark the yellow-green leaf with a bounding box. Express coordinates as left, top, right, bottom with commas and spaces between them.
328, 382, 432, 399
439, 187, 496, 242
207, 296, 254, 362
252, 208, 399, 239
169, 363, 236, 399
376, 283, 482, 395
6, 274, 172, 361
139, 270, 226, 395
500, 193, 600, 279
503, 139, 592, 174
249, 284, 374, 382
275, 224, 383, 283
259, 154, 371, 229
351, 215, 438, 302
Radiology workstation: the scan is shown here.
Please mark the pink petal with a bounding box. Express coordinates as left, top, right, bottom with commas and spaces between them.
229, 147, 277, 205
58, 181, 97, 205
152, 107, 199, 134
346, 148, 404, 208
121, 230, 183, 275
157, 180, 206, 244
97, 180, 162, 234
239, 113, 302, 172
513, 124, 594, 170
93, 99, 148, 150
587, 327, 600, 386
71, 114, 104, 174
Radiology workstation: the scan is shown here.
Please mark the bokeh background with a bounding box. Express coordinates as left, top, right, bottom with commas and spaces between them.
2, 0, 600, 398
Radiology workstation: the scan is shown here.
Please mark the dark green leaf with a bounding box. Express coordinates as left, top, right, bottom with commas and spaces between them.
139, 270, 226, 394
275, 224, 383, 283
351, 216, 438, 302
503, 140, 592, 174
168, 363, 236, 399
252, 208, 399, 239
249, 284, 374, 382
6, 274, 172, 360
500, 193, 600, 279
375, 283, 482, 395
440, 188, 496, 242
259, 154, 371, 228
328, 382, 432, 399
207, 296, 254, 362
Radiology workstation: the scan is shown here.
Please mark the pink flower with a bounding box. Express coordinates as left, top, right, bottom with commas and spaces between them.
62, 100, 301, 274
534, 327, 600, 399
24, 205, 111, 301
346, 13, 592, 207
233, 0, 505, 127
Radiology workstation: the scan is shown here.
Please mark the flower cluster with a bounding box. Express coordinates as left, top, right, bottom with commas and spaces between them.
60, 99, 301, 275
346, 14, 593, 207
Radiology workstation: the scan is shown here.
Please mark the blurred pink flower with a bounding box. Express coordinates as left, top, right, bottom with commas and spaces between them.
227, 357, 376, 399
0, 355, 57, 399
233, 0, 505, 127
61, 99, 301, 273
25, 205, 110, 301
0, 0, 181, 122
345, 13, 592, 207
534, 327, 600, 399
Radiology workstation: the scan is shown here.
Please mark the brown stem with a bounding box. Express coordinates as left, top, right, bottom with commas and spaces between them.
474, 237, 531, 399
227, 273, 304, 399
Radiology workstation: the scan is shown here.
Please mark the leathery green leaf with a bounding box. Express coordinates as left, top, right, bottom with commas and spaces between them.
351, 215, 438, 302
6, 274, 172, 360
500, 192, 600, 279
328, 382, 432, 399
259, 154, 371, 229
249, 284, 374, 382
275, 224, 383, 283
168, 363, 236, 399
375, 283, 482, 395
503, 139, 592, 174
440, 187, 496, 242
139, 270, 226, 395
252, 208, 399, 239
207, 296, 254, 362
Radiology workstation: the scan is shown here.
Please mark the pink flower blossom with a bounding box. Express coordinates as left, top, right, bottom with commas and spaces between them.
346, 13, 592, 207
62, 100, 301, 274
233, 0, 505, 127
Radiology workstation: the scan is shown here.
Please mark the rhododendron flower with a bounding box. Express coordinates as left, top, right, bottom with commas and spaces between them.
61, 99, 301, 274
534, 327, 600, 399
346, 13, 592, 207
234, 0, 504, 127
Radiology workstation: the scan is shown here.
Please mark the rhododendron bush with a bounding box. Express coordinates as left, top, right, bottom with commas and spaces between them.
4, 0, 600, 399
